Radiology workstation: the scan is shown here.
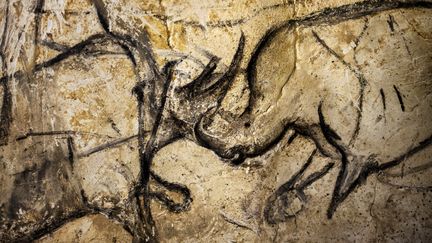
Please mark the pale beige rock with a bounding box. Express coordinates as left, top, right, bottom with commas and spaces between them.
1, 0, 432, 242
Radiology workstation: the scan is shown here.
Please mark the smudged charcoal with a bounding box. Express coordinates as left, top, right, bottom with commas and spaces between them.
2, 138, 85, 242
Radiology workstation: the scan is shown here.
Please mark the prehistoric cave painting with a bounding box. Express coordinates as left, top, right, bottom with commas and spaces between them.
0, 0, 432, 242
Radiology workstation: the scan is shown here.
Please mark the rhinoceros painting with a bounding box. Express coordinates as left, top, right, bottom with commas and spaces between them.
0, 0, 431, 242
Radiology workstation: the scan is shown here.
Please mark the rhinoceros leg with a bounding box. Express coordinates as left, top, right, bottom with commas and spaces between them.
264, 149, 335, 224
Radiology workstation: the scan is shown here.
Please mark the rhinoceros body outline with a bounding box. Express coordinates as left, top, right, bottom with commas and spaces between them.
1, 0, 431, 242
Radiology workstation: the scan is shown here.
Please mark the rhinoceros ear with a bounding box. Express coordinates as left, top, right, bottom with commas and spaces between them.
246, 24, 297, 115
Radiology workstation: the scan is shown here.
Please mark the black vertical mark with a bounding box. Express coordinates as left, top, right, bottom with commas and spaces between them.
393, 85, 405, 112
387, 14, 395, 32
66, 136, 75, 167
34, 0, 45, 45
380, 88, 386, 110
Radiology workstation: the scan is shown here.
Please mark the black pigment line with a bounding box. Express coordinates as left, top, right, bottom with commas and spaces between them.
67, 136, 75, 167
77, 135, 139, 158
380, 88, 386, 110
328, 133, 432, 218
110, 121, 122, 135
317, 102, 351, 219
40, 39, 69, 52
16, 130, 113, 141
173, 1, 432, 29
278, 149, 316, 195
379, 134, 432, 171
317, 102, 345, 153
15, 130, 74, 141
387, 14, 396, 32
298, 1, 432, 27
219, 211, 257, 233
294, 124, 335, 158
147, 170, 192, 213
92, 0, 110, 33
384, 160, 432, 177
149, 190, 191, 213
296, 162, 335, 190
34, 0, 45, 46
134, 62, 183, 215
79, 189, 136, 237
204, 33, 245, 102
93, 0, 161, 80
150, 171, 191, 199
195, 119, 297, 165
0, 33, 135, 85
133, 61, 179, 242
393, 85, 405, 111
322, 111, 432, 219
35, 34, 108, 70
287, 131, 298, 145
179, 56, 220, 97
377, 174, 432, 192
353, 18, 369, 48
328, 137, 432, 218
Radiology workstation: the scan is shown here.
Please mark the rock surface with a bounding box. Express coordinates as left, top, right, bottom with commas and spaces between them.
0, 0, 431, 242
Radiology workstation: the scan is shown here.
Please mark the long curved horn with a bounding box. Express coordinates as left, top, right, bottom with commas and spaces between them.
195, 24, 298, 164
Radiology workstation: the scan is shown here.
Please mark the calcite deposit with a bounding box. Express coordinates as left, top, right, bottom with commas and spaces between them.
0, 0, 431, 242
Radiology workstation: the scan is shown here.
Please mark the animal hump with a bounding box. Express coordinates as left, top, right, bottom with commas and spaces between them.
247, 25, 297, 115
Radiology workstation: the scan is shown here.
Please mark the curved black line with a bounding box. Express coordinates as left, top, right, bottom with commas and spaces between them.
243, 0, 432, 116
148, 171, 192, 213
393, 85, 405, 112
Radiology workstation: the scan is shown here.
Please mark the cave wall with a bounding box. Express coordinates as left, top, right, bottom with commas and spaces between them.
1, 0, 432, 242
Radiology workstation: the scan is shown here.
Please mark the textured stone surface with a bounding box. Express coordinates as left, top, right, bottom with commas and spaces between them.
0, 0, 432, 242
